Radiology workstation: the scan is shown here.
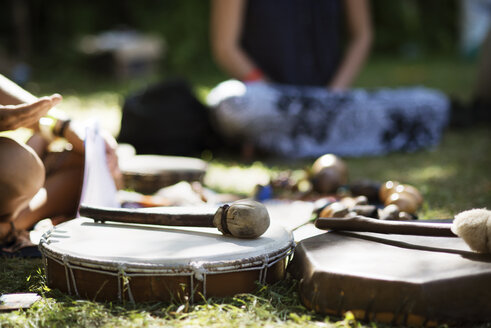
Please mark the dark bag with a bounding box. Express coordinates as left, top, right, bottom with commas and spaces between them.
118, 79, 218, 156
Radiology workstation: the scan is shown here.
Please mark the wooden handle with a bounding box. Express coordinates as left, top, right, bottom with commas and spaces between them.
315, 215, 456, 237
79, 204, 216, 228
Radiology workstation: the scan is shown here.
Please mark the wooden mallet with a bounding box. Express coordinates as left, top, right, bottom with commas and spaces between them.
315, 208, 491, 253
79, 199, 270, 239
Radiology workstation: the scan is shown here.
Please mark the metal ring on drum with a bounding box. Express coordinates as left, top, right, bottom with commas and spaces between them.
39, 218, 294, 303
119, 155, 208, 194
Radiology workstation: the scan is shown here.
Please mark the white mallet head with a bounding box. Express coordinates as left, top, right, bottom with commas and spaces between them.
451, 208, 491, 253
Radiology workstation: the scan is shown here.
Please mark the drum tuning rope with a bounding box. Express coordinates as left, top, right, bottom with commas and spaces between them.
61, 255, 79, 297
118, 265, 135, 303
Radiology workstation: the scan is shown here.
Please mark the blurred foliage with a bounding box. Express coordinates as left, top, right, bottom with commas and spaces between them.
371, 0, 459, 57
0, 0, 214, 78
0, 0, 461, 78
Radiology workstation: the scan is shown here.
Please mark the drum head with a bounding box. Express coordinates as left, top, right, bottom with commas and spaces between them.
289, 231, 491, 325
119, 155, 207, 194
40, 218, 294, 302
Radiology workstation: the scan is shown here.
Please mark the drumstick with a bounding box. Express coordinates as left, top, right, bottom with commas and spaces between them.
315, 208, 491, 253
79, 199, 270, 239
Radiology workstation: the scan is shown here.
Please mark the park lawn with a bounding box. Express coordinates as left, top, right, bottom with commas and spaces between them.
1, 55, 490, 327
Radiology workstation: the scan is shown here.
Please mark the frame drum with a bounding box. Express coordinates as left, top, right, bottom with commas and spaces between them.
290, 231, 491, 325
39, 218, 294, 302
120, 155, 208, 194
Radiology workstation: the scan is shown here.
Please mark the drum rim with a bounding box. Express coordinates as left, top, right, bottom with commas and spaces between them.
40, 240, 294, 273
122, 170, 205, 177
119, 155, 208, 175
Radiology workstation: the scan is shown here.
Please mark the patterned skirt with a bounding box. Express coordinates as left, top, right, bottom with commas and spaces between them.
207, 80, 449, 158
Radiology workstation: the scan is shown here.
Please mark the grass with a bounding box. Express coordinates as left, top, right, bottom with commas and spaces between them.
0, 262, 350, 328
1, 55, 490, 327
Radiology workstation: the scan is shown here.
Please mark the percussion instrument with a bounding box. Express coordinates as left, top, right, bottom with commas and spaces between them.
119, 155, 208, 194
39, 218, 294, 303
379, 180, 399, 201
311, 154, 348, 194
289, 230, 491, 325
379, 181, 423, 214
80, 199, 270, 239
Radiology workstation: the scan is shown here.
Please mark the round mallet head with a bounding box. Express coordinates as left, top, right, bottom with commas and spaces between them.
213, 199, 270, 239
311, 154, 348, 194
451, 208, 491, 253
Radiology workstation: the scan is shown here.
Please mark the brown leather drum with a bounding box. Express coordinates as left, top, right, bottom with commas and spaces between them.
39, 218, 294, 302
119, 155, 207, 194
289, 231, 491, 326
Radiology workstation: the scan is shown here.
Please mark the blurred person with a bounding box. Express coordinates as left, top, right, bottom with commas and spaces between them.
207, 0, 450, 159
452, 1, 491, 127
0, 74, 121, 252
211, 0, 372, 89
472, 26, 491, 123
460, 0, 491, 58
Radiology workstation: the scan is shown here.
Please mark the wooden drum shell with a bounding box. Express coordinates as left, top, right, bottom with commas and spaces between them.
44, 256, 287, 302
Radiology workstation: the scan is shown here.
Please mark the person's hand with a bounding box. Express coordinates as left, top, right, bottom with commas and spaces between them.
0, 94, 62, 131
102, 131, 123, 190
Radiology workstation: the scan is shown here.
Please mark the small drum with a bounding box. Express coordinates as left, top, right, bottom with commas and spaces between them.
39, 218, 294, 302
120, 155, 208, 194
290, 231, 491, 326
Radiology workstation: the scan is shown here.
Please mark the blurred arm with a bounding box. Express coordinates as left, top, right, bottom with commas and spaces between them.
0, 74, 60, 132
0, 74, 37, 105
210, 0, 267, 81
0, 74, 85, 154
328, 0, 373, 90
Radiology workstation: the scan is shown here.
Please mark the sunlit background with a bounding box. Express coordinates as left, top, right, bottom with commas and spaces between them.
1, 0, 489, 216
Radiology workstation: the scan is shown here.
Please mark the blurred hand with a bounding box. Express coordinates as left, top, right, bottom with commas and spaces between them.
0, 94, 62, 131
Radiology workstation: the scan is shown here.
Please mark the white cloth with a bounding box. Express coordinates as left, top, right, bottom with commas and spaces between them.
79, 122, 119, 209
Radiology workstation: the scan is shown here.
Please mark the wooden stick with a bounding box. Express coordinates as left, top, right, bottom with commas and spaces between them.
315, 215, 456, 237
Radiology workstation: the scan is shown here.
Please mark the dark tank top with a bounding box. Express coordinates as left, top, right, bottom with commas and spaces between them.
241, 0, 342, 86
